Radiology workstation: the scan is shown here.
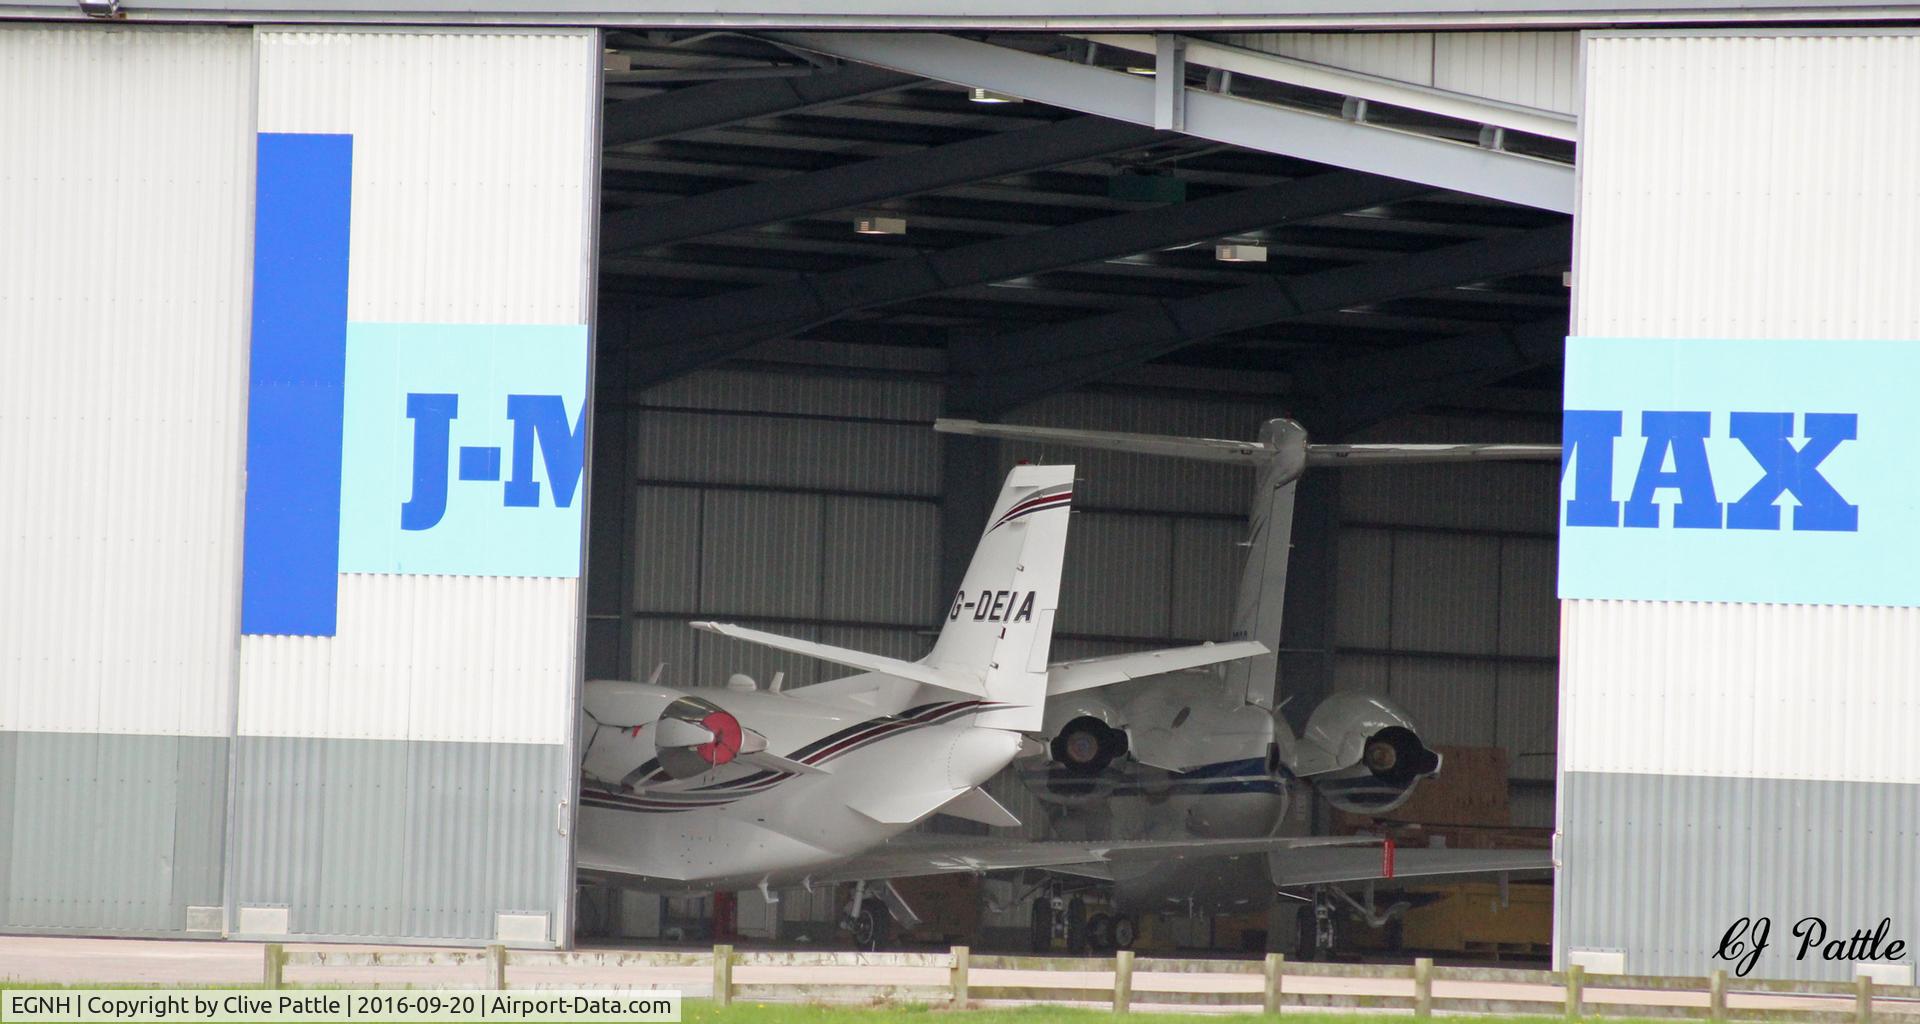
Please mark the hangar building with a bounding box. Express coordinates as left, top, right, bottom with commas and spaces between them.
0, 0, 1912, 981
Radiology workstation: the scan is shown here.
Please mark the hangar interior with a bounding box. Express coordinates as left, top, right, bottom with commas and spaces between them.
578, 30, 1570, 952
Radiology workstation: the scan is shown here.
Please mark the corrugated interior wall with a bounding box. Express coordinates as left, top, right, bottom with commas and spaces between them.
1564, 31, 1920, 978
1217, 31, 1580, 115
228, 26, 598, 947
1334, 412, 1561, 826
0, 23, 252, 935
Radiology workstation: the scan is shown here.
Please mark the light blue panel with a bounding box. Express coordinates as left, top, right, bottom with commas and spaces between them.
1560, 337, 1920, 606
339, 322, 589, 577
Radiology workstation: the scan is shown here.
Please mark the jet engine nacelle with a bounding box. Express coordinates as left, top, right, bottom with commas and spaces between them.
652, 694, 750, 779
580, 682, 761, 789
1039, 695, 1129, 778
1294, 692, 1441, 815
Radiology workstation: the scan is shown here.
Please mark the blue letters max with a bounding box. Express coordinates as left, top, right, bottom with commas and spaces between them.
401, 393, 585, 531
1562, 410, 1859, 532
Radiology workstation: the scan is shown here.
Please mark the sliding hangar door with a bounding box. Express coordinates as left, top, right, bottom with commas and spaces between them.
0, 24, 599, 945
1558, 31, 1920, 981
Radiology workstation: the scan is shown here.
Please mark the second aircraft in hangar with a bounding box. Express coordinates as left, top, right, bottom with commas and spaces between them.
937, 417, 1558, 954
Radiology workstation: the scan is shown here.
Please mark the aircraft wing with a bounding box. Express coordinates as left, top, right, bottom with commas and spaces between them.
805, 833, 1377, 885
1269, 845, 1553, 887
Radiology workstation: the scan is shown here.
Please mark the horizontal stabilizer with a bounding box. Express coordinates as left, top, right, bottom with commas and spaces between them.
1305, 442, 1559, 465
691, 622, 985, 697
937, 787, 1022, 829
936, 417, 1559, 467
849, 787, 969, 826
937, 418, 1266, 465
1048, 641, 1268, 696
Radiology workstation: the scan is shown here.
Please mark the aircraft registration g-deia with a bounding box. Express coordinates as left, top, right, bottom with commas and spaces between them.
935, 418, 1559, 954
575, 464, 1379, 949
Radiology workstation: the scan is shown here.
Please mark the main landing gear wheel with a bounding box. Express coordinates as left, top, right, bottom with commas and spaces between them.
852, 897, 890, 952
1111, 914, 1138, 951
1028, 897, 1052, 952
1088, 913, 1113, 951
1066, 896, 1090, 954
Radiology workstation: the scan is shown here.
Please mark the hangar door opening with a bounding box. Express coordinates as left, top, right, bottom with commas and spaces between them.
576, 30, 1573, 956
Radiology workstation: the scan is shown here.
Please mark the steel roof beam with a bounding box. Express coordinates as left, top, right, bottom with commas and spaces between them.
600, 114, 1165, 254
608, 170, 1433, 386
946, 221, 1571, 415
602, 61, 918, 148
1082, 33, 1579, 142
766, 31, 1575, 213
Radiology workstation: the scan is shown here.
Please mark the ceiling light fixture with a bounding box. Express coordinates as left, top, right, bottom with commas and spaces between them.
854, 216, 907, 236
1215, 243, 1269, 263
1124, 66, 1157, 76
968, 88, 1022, 104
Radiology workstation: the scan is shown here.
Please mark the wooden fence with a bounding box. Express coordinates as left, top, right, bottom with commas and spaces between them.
263, 944, 1920, 1020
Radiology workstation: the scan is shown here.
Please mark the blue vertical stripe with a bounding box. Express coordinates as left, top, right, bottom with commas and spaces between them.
241, 133, 353, 636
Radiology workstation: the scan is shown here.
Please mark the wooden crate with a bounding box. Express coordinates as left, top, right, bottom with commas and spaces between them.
893, 873, 980, 943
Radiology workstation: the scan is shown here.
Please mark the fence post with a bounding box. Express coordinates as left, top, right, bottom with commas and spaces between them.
1856, 973, 1873, 1024
1413, 957, 1433, 1019
1709, 968, 1727, 1023
950, 945, 969, 1006
487, 944, 506, 991
1113, 950, 1133, 1014
1263, 953, 1285, 1015
712, 944, 734, 1008
262, 944, 283, 990
1565, 964, 1584, 1020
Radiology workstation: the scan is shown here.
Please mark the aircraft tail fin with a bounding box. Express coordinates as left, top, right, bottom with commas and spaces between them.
930, 418, 1554, 710
923, 463, 1074, 731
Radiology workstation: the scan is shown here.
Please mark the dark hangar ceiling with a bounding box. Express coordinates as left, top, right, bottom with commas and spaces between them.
595, 31, 1571, 437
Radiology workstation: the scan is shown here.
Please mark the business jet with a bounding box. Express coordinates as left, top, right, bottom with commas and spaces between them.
575, 463, 1382, 948
935, 418, 1558, 954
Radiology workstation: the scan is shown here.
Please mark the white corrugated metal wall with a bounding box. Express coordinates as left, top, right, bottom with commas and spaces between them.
229, 27, 599, 947
1563, 30, 1920, 978
0, 23, 253, 936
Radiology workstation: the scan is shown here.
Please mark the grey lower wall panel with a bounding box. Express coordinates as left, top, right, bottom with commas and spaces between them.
228, 737, 567, 945
1561, 770, 1920, 981
0, 731, 227, 936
